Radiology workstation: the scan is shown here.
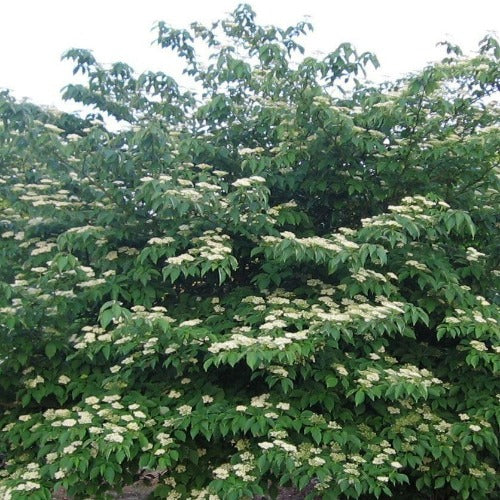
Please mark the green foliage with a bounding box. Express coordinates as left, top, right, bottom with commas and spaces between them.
0, 4, 499, 499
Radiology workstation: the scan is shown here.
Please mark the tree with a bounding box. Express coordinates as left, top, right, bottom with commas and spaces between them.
0, 4, 499, 499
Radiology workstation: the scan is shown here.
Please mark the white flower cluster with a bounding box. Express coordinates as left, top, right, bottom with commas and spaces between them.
267, 200, 298, 217
250, 393, 271, 408
312, 295, 405, 324
352, 268, 388, 283
73, 324, 106, 349
356, 364, 443, 390
232, 462, 255, 481
163, 187, 203, 203
444, 308, 496, 328
178, 405, 192, 416
211, 451, 256, 482
195, 181, 222, 192
362, 196, 449, 229
77, 278, 106, 288
357, 369, 381, 388
268, 365, 289, 378
466, 246, 486, 262
232, 175, 266, 187
384, 365, 442, 387
104, 433, 124, 443
193, 230, 232, 262
31, 242, 58, 256
16, 186, 79, 209
148, 236, 175, 245
237, 147, 265, 156
207, 285, 411, 359
361, 217, 402, 229
274, 230, 359, 253
167, 253, 195, 265
66, 225, 104, 235
63, 440, 83, 454
24, 374, 45, 388
179, 319, 202, 327
166, 230, 233, 266
212, 463, 230, 479
207, 327, 308, 354
469, 340, 488, 352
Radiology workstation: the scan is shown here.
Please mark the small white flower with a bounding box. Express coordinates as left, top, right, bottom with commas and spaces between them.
276, 402, 290, 410
470, 340, 488, 352
25, 375, 45, 388
264, 412, 279, 419
179, 319, 202, 327
258, 442, 274, 450
77, 411, 93, 424
309, 457, 326, 466
58, 375, 71, 385
213, 465, 230, 479
178, 405, 192, 416
61, 419, 77, 427
104, 433, 124, 443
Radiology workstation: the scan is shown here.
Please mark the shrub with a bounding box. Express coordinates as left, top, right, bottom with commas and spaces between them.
0, 4, 498, 499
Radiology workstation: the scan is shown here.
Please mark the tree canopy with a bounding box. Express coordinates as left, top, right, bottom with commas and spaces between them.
0, 4, 499, 499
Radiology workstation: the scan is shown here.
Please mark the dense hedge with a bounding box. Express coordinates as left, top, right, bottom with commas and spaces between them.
0, 4, 499, 499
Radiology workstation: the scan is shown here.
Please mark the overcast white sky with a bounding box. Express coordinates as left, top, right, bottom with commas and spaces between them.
1, 0, 498, 114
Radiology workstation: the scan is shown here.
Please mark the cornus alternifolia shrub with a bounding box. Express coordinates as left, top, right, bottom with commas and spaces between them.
0, 4, 499, 499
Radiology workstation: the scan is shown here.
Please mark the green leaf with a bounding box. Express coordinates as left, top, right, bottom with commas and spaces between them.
104, 465, 115, 483
45, 343, 57, 359
246, 351, 258, 369
435, 477, 446, 488
354, 390, 365, 406
100, 309, 114, 329
325, 375, 338, 388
